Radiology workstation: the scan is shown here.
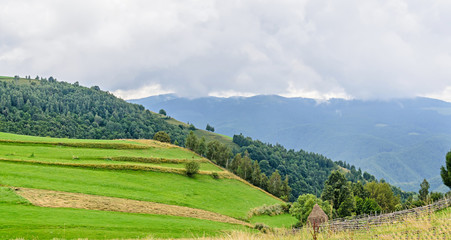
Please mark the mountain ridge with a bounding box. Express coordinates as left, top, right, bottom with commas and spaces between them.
130, 94, 451, 192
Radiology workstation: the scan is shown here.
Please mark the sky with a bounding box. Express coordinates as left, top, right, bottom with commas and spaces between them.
1, 0, 451, 102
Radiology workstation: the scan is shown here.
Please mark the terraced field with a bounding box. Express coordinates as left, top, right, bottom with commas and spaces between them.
0, 132, 292, 239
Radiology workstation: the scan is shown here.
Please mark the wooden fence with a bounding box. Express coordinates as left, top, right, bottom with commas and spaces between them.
321, 196, 451, 232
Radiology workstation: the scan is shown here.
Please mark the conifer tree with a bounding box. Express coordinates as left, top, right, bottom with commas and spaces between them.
268, 170, 283, 197
440, 151, 451, 189
419, 178, 430, 203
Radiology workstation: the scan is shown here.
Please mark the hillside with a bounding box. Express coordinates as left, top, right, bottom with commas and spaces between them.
0, 77, 354, 199
0, 77, 188, 144
0, 132, 294, 239
131, 94, 451, 192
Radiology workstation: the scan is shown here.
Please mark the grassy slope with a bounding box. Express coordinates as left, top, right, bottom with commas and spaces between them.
249, 214, 298, 228
0, 161, 279, 218
164, 117, 238, 149
0, 132, 288, 238
0, 188, 249, 239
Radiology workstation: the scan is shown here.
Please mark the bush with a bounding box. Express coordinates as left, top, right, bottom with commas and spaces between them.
211, 172, 220, 179
185, 160, 200, 177
254, 223, 271, 233
247, 203, 288, 218
153, 131, 171, 143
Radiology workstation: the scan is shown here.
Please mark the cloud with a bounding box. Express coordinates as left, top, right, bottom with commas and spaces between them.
112, 83, 173, 100
0, 0, 451, 101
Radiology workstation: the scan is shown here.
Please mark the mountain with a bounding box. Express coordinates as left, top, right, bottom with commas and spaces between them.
130, 94, 451, 192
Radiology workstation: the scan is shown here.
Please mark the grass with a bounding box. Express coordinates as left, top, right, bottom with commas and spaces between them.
0, 132, 222, 174
174, 207, 451, 240
0, 187, 251, 239
162, 117, 238, 149
250, 214, 298, 228
0, 132, 285, 238
0, 161, 281, 219
0, 202, 249, 239
0, 187, 30, 205
0, 77, 40, 85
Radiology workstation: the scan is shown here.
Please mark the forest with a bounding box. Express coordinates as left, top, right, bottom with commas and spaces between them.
0, 78, 188, 144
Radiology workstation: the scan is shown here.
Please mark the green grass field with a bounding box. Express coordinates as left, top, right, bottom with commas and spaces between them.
250, 214, 298, 228
0, 188, 249, 239
0, 132, 289, 239
0, 161, 279, 218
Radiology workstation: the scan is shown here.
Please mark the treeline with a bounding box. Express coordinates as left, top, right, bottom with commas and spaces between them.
233, 134, 381, 200
183, 131, 291, 199
0, 78, 188, 143
181, 132, 381, 201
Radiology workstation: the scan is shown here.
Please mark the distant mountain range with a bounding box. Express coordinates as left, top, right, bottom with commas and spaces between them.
130, 94, 451, 192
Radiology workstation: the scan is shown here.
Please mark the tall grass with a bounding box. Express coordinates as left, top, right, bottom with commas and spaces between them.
185, 208, 451, 240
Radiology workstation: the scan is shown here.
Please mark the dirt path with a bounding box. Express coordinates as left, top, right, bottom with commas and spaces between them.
15, 187, 251, 227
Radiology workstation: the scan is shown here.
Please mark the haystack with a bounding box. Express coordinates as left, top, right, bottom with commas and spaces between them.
307, 204, 328, 226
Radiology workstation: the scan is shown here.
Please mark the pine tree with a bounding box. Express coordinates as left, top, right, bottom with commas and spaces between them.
281, 176, 291, 201
419, 178, 430, 203
268, 170, 283, 197
321, 171, 355, 217
185, 131, 198, 151
251, 160, 262, 186
440, 151, 451, 189
197, 137, 206, 156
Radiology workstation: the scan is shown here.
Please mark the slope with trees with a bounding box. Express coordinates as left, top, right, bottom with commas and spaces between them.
0, 77, 188, 143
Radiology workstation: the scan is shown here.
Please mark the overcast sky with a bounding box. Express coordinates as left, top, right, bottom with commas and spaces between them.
1, 0, 451, 102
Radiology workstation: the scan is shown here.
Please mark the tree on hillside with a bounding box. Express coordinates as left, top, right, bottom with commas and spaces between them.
321, 171, 355, 217
440, 151, 451, 189
159, 109, 167, 116
352, 181, 370, 199
196, 137, 206, 156
355, 197, 381, 215
364, 181, 400, 212
185, 160, 200, 177
206, 123, 215, 132
290, 194, 332, 225
281, 176, 292, 201
419, 178, 430, 203
185, 131, 198, 151
251, 160, 262, 186
153, 131, 171, 143
237, 153, 253, 181
206, 140, 231, 167
268, 170, 283, 197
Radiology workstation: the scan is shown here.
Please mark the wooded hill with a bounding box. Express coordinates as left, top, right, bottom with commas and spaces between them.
0, 76, 387, 200
131, 94, 451, 192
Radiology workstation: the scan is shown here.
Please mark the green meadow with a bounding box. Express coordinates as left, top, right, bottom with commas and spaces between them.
0, 132, 289, 239
0, 188, 249, 239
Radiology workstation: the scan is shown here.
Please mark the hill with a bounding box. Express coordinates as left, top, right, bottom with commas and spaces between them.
0, 132, 295, 239
130, 94, 451, 192
0, 76, 189, 143
0, 77, 359, 200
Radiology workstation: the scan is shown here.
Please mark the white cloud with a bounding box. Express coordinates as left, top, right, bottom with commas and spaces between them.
423, 86, 451, 103
112, 84, 173, 100
0, 0, 451, 101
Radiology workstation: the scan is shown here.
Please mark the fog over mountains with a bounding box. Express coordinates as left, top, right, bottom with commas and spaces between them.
130, 95, 451, 192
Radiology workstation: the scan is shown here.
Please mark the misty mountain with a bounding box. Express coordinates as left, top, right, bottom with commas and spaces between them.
130, 95, 451, 192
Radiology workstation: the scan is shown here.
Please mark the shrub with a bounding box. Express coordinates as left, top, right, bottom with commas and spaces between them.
153, 131, 171, 143
254, 223, 271, 233
247, 203, 288, 218
185, 160, 200, 177
211, 172, 220, 179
